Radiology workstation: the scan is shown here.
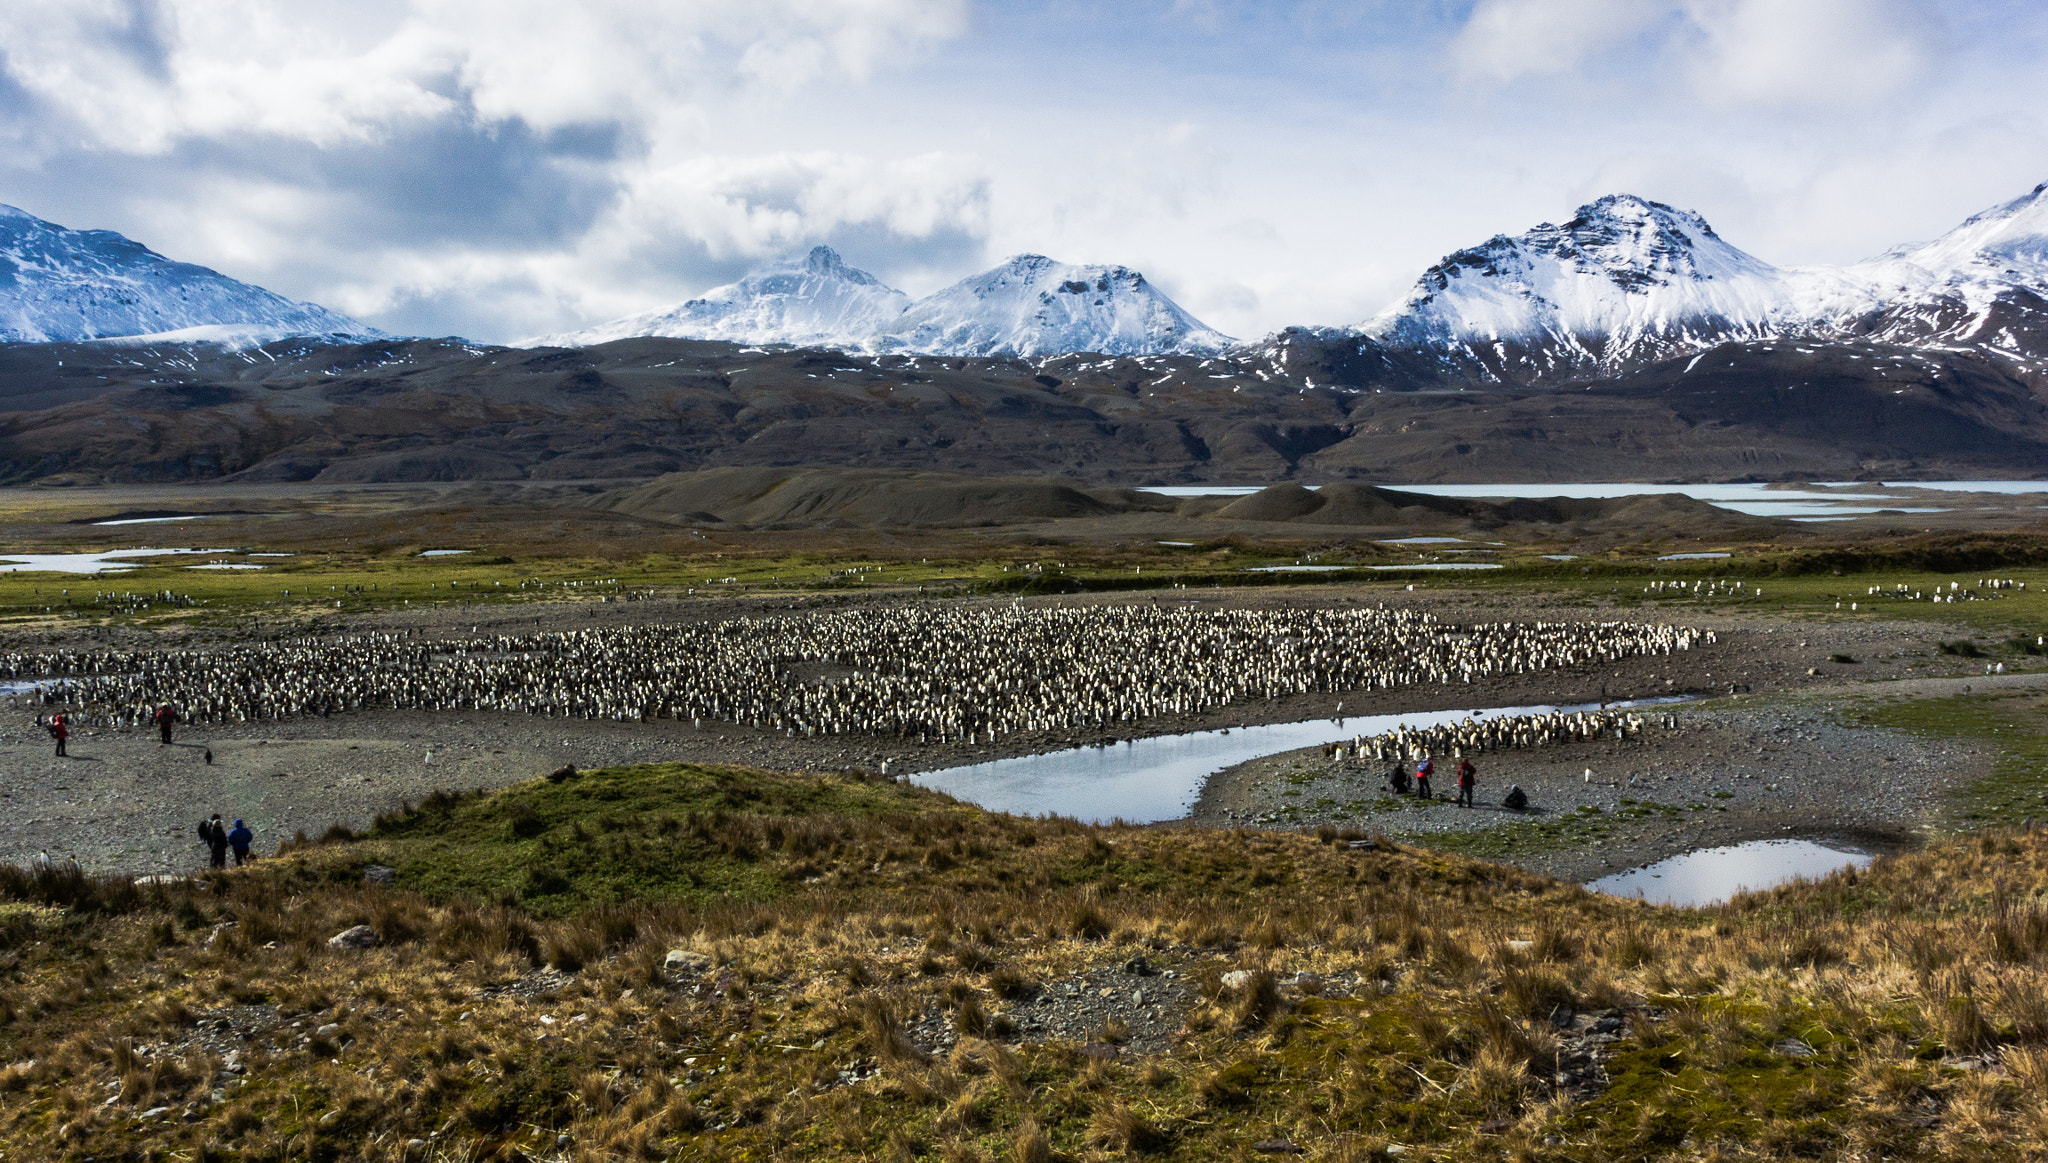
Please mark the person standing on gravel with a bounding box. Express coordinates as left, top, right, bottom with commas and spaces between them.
227, 819, 253, 866
200, 814, 229, 869
48, 712, 68, 758
154, 703, 177, 745
1415, 756, 1434, 800
1456, 758, 1477, 808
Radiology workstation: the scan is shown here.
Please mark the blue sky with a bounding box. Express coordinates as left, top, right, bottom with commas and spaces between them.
2, 0, 2044, 342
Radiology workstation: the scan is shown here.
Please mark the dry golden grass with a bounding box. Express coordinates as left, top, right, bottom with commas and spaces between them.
4, 765, 2048, 1160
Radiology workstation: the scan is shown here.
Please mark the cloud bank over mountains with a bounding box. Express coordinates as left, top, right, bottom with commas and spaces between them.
0, 1, 2041, 344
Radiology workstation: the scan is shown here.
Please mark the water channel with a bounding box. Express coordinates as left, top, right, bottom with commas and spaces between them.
913, 698, 1679, 825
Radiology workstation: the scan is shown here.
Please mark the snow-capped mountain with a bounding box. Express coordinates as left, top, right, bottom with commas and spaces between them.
1347, 184, 2048, 378
0, 204, 375, 346
531, 249, 1231, 357
524, 246, 910, 349
873, 255, 1232, 357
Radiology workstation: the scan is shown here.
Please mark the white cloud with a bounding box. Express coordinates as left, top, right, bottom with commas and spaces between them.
1679, 0, 1932, 107
1451, 0, 1665, 81
0, 0, 970, 151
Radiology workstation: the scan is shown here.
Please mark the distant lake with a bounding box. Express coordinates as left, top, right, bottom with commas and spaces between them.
1141, 480, 2046, 521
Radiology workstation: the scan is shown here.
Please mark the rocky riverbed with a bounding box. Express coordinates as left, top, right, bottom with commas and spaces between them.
1185, 673, 2038, 882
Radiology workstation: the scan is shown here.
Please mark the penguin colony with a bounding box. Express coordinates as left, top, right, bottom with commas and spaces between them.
1319, 707, 1670, 763
1864, 580, 2020, 604
0, 605, 1710, 742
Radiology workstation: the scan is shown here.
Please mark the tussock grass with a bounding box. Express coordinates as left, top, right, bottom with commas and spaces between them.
6, 762, 2048, 1159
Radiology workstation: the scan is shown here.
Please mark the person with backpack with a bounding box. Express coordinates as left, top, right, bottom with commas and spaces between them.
1415, 756, 1434, 800
154, 703, 178, 745
226, 819, 254, 866
48, 712, 67, 758
199, 814, 229, 869
1387, 761, 1412, 796
1456, 758, 1478, 808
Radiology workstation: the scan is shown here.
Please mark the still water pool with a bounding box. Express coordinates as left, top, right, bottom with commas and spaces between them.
1589, 839, 1871, 906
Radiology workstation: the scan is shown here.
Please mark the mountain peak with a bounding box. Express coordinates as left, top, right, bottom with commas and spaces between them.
524, 247, 910, 349
1362, 193, 1785, 357
874, 254, 1229, 357
0, 204, 375, 346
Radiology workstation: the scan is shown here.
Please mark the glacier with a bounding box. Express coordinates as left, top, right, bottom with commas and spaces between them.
0, 204, 375, 347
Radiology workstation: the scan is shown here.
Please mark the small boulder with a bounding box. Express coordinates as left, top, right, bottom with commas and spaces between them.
1220, 969, 1256, 991
1253, 1140, 1303, 1155
327, 925, 378, 950
362, 865, 397, 886
665, 949, 711, 975
1121, 955, 1156, 976
547, 765, 579, 782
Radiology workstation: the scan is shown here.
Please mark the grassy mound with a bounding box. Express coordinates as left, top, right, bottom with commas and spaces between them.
2, 763, 2048, 1161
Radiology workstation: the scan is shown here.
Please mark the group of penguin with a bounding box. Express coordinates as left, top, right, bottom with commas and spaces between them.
0, 604, 1710, 744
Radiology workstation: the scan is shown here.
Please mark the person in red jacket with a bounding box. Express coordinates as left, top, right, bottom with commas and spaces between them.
49, 712, 68, 757
1456, 757, 1477, 808
154, 703, 177, 745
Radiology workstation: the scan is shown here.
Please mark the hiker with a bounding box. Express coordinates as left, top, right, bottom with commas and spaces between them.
200, 814, 229, 869
1456, 758, 1477, 808
227, 819, 254, 866
154, 703, 177, 745
1415, 756, 1434, 800
49, 712, 67, 758
1388, 761, 1412, 796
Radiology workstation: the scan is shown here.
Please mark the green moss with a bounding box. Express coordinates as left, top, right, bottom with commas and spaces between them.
322, 762, 957, 913
1863, 693, 2048, 829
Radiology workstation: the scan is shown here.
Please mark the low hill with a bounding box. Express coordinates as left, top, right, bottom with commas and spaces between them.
1, 333, 2046, 486
591, 467, 1169, 529
1, 761, 2045, 1161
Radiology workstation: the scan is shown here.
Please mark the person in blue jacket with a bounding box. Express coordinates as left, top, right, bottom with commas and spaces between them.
227, 819, 254, 866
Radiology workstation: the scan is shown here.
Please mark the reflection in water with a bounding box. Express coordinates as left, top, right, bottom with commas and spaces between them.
914, 698, 1677, 824
1589, 839, 1871, 907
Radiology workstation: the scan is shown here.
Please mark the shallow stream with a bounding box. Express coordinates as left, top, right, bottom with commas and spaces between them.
913, 698, 1679, 825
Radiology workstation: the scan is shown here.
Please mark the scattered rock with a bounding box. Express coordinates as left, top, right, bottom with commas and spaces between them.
1253, 1139, 1303, 1154
1221, 969, 1256, 991
327, 925, 378, 950
1346, 839, 1376, 850
547, 764, 578, 782
1079, 1042, 1120, 1061
1121, 955, 1156, 976
139, 1106, 173, 1120
1773, 1037, 1816, 1058
362, 865, 397, 885
665, 949, 712, 975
